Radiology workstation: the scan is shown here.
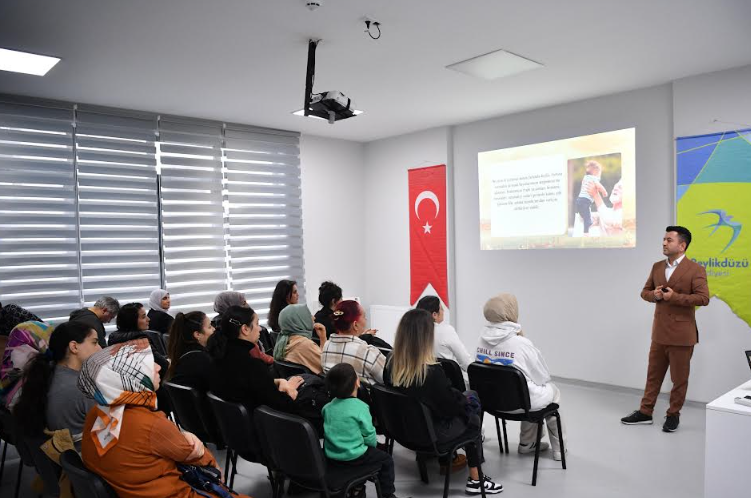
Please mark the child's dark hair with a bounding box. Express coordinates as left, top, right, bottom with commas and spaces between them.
415, 295, 441, 315
207, 305, 256, 360
13, 321, 94, 436
325, 363, 358, 399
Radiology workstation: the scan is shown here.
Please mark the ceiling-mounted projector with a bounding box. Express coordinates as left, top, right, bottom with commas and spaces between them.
301, 39, 361, 124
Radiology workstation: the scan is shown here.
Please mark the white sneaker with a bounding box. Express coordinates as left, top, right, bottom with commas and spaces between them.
518, 441, 549, 454
553, 448, 567, 461
465, 475, 503, 495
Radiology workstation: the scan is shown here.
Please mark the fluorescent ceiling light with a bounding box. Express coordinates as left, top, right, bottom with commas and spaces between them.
446, 49, 542, 81
292, 109, 363, 120
0, 48, 60, 76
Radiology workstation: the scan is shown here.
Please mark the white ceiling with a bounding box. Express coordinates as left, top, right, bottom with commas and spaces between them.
1, 0, 750, 142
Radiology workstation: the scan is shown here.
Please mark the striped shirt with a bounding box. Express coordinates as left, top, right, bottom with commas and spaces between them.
321, 334, 387, 385
578, 174, 600, 202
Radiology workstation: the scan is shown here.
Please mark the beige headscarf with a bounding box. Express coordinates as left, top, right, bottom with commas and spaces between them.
483, 294, 523, 335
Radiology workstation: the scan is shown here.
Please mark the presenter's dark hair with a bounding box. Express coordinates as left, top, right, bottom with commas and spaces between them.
318, 281, 343, 308
415, 295, 441, 315
325, 363, 358, 399
666, 225, 692, 250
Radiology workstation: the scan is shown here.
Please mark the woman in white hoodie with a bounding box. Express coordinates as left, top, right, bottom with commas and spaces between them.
475, 293, 566, 461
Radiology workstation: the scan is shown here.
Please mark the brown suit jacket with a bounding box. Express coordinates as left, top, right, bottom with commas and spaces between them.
640, 256, 709, 346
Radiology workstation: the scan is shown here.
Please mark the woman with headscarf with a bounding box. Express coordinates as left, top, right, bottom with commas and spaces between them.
273, 304, 327, 374
0, 321, 53, 408
147, 289, 173, 335
79, 339, 249, 498
212, 291, 274, 364
475, 293, 567, 461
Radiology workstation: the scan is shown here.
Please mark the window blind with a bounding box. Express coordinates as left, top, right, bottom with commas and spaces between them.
223, 126, 305, 324
0, 100, 79, 321
159, 118, 228, 314
75, 108, 161, 307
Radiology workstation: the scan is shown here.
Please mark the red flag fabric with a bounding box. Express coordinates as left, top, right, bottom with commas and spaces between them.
408, 165, 448, 307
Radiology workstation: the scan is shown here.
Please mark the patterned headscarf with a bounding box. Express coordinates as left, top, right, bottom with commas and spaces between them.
272, 304, 314, 361
148, 289, 169, 312
78, 339, 157, 456
0, 321, 53, 408
213, 291, 246, 314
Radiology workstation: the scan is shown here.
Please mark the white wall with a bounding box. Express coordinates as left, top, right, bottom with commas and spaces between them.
300, 134, 366, 312
363, 127, 451, 318
671, 64, 751, 401
452, 85, 682, 397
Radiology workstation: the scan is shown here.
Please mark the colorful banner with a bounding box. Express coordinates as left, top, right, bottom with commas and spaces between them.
408, 165, 449, 307
676, 128, 751, 327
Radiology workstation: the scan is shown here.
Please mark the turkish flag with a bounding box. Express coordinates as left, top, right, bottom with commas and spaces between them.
409, 165, 448, 307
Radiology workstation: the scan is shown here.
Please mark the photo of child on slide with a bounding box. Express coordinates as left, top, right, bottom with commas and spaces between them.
568, 153, 621, 237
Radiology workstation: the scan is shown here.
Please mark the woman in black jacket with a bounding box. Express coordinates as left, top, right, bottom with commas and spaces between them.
209, 306, 303, 416
166, 311, 214, 392
383, 309, 503, 496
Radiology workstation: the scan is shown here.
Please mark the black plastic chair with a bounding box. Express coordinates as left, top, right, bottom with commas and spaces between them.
468, 362, 566, 486
162, 382, 230, 480
59, 450, 117, 498
1, 410, 37, 498
0, 408, 12, 486
206, 392, 273, 491
274, 359, 314, 378
254, 405, 384, 498
25, 434, 61, 497
437, 358, 466, 391
370, 383, 487, 498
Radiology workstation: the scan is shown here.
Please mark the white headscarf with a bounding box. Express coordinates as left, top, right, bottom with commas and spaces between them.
149, 289, 169, 312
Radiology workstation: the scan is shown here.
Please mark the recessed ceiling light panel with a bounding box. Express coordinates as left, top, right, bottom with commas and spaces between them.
0, 48, 61, 76
446, 49, 542, 81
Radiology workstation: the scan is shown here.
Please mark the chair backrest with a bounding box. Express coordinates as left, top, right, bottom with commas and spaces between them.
467, 363, 531, 413
254, 405, 326, 489
163, 382, 223, 446
60, 450, 117, 498
206, 392, 262, 462
275, 359, 313, 378
437, 358, 466, 391
25, 434, 61, 497
369, 383, 438, 453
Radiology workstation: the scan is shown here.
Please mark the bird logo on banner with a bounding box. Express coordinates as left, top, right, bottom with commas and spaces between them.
700, 209, 742, 253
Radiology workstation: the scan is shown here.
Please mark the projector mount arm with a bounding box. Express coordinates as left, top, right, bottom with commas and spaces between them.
304, 39, 319, 119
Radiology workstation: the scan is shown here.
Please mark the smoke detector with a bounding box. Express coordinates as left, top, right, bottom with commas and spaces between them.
305, 1, 322, 11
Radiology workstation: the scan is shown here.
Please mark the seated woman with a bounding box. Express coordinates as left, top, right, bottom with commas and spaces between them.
209, 305, 303, 415
80, 339, 247, 498
267, 279, 299, 334
12, 321, 100, 445
416, 295, 473, 382
314, 281, 342, 339
476, 293, 566, 461
320, 300, 387, 385
108, 302, 167, 357
213, 290, 274, 363
0, 321, 54, 408
273, 304, 326, 374
147, 289, 174, 335
166, 311, 214, 392
384, 309, 503, 495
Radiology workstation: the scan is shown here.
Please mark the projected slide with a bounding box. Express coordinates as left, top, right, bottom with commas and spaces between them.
478, 128, 636, 250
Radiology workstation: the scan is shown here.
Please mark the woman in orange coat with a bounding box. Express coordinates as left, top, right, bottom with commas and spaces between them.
79, 339, 250, 498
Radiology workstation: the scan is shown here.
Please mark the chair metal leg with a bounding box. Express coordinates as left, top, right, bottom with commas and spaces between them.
224, 448, 232, 483
13, 460, 23, 498
229, 452, 238, 489
555, 412, 566, 470
531, 420, 543, 486
502, 419, 509, 454
416, 454, 429, 484
0, 439, 7, 484
475, 456, 487, 498
494, 417, 503, 454
442, 455, 452, 498
373, 475, 384, 498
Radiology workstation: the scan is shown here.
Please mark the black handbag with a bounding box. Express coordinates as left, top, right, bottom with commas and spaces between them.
177, 464, 237, 498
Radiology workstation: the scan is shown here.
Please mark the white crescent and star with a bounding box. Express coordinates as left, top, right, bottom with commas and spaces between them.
414, 190, 440, 234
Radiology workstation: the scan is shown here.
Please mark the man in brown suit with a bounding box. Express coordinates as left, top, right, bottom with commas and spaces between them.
621, 226, 709, 432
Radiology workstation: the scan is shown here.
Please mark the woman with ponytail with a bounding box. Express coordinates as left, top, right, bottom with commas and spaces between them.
209, 305, 303, 416
13, 321, 101, 440
166, 311, 214, 392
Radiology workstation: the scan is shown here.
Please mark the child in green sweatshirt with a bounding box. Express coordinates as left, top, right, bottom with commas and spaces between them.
323, 363, 398, 498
